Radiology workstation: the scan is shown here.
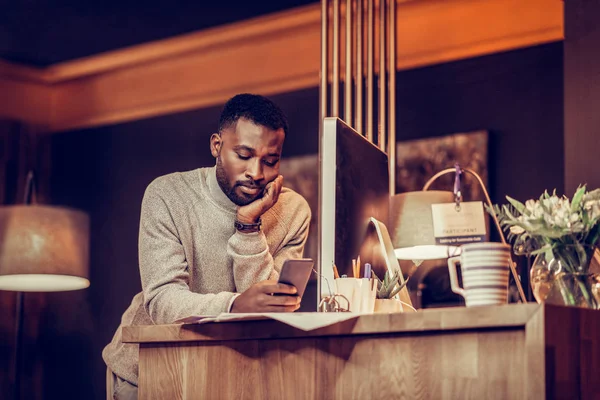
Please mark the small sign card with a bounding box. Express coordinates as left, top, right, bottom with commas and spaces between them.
431, 201, 487, 245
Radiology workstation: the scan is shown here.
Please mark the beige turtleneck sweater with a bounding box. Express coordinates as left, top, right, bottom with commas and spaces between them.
102, 166, 311, 385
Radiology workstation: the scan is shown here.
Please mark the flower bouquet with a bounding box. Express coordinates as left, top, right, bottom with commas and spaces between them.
488, 185, 600, 308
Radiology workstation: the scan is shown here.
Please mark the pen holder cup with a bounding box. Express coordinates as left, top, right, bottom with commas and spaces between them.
335, 278, 377, 313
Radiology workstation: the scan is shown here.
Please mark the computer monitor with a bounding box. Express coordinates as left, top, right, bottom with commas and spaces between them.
318, 117, 390, 299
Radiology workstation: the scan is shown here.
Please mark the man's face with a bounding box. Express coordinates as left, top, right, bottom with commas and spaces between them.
210, 117, 285, 206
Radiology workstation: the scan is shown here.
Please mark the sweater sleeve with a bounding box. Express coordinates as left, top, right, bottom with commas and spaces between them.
227, 195, 312, 292
139, 180, 236, 323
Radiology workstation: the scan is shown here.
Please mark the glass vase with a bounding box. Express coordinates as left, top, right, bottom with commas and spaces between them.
530, 253, 600, 309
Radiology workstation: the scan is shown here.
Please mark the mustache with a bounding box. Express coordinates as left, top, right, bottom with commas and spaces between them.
234, 181, 264, 190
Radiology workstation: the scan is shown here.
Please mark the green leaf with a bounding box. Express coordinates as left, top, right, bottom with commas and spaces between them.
506, 196, 526, 214
544, 246, 554, 262
502, 204, 520, 223
573, 240, 590, 269
484, 203, 496, 217
388, 279, 408, 299
571, 185, 586, 212
530, 245, 551, 256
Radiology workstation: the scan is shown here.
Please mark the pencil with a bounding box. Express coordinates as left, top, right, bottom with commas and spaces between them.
333, 264, 340, 279
356, 255, 361, 277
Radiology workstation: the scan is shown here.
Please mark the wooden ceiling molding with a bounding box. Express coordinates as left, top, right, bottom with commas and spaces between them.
0, 0, 563, 133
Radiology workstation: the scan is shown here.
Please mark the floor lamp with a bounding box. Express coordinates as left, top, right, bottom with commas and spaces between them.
0, 171, 90, 400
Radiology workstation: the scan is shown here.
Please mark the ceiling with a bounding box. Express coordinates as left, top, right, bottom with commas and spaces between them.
0, 0, 318, 67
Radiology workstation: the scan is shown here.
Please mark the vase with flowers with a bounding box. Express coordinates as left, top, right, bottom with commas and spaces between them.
489, 186, 600, 309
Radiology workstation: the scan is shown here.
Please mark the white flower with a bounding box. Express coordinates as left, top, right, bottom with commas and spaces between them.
541, 196, 560, 212
525, 199, 544, 218
510, 225, 525, 235
496, 187, 600, 262
584, 199, 600, 221
543, 213, 555, 227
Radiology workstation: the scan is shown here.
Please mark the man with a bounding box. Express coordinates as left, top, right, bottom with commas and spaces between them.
103, 93, 311, 399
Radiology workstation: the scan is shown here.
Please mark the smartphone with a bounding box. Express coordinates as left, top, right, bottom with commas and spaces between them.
276, 258, 314, 298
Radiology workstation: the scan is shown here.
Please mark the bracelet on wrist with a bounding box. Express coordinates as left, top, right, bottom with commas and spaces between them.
234, 218, 262, 233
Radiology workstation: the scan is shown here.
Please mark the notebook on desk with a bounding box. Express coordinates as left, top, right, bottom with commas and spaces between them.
174, 312, 361, 331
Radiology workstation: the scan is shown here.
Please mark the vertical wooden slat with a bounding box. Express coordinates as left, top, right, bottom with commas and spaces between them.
388, 0, 396, 195
320, 0, 329, 124
344, 0, 352, 123
332, 0, 340, 117
355, 0, 363, 134
378, 0, 386, 150
366, 0, 374, 141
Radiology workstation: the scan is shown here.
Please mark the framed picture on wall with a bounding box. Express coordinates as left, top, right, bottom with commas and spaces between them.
279, 154, 319, 263
395, 130, 489, 201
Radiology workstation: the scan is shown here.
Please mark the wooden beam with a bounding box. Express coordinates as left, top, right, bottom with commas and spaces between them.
0, 77, 53, 126
395, 0, 563, 71
51, 5, 322, 132
0, 0, 563, 133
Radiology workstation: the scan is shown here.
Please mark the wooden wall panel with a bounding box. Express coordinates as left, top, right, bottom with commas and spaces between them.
564, 0, 600, 195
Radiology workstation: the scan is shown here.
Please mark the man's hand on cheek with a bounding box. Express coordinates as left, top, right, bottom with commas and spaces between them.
236, 175, 283, 224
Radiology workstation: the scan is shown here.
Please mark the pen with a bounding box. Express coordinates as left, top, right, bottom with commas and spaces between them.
364, 263, 372, 279
333, 264, 340, 279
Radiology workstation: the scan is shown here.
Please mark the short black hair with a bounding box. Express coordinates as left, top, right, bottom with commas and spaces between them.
218, 93, 289, 136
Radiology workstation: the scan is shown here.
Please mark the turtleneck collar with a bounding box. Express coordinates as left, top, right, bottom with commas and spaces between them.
206, 166, 238, 213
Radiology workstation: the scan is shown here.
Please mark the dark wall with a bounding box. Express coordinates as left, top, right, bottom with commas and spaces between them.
33, 41, 562, 399
2, 0, 318, 66
397, 42, 564, 202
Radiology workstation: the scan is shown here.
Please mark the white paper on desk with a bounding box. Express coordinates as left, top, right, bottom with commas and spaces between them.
175, 312, 360, 331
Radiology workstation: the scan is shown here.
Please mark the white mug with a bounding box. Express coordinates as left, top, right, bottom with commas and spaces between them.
447, 242, 511, 307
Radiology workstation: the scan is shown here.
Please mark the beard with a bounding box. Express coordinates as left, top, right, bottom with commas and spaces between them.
215, 156, 264, 206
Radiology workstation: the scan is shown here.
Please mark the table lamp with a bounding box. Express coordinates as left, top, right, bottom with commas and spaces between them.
0, 171, 90, 400
390, 165, 527, 305
390, 190, 459, 262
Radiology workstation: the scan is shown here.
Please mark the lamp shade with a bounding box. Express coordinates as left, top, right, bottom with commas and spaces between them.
0, 205, 90, 292
390, 190, 459, 260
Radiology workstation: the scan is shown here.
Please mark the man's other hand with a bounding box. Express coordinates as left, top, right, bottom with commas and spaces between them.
231, 280, 301, 313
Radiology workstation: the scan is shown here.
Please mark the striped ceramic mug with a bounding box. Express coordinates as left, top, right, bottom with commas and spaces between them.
447, 242, 511, 307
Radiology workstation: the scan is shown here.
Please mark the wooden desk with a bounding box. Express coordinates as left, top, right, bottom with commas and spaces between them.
123, 304, 600, 399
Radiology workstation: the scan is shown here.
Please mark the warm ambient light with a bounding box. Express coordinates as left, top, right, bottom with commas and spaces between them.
394, 244, 459, 260
390, 190, 459, 260
0, 274, 90, 292
0, 205, 90, 292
